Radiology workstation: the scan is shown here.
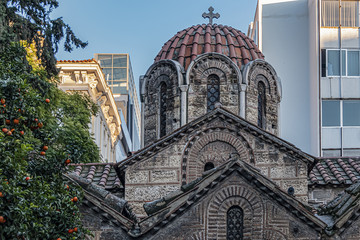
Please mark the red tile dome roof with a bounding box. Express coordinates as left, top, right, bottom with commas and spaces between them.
155, 24, 264, 71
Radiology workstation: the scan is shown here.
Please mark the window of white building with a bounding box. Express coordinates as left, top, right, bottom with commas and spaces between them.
324, 49, 360, 77
322, 100, 360, 157
322, 0, 360, 27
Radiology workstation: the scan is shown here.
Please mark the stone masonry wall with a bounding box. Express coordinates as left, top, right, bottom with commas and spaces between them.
148, 174, 320, 240
187, 56, 239, 122
246, 62, 280, 135
125, 116, 310, 218
143, 62, 181, 146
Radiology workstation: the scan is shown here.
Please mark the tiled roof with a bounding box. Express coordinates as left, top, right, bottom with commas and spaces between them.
70, 163, 122, 190
317, 182, 360, 236
57, 59, 97, 63
309, 157, 360, 186
155, 24, 264, 71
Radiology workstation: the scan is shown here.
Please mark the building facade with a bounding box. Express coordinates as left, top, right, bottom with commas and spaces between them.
67, 12, 360, 239
57, 59, 129, 163
94, 54, 141, 153
248, 0, 360, 157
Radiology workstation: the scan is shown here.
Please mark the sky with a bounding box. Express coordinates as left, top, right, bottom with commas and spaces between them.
53, 0, 258, 86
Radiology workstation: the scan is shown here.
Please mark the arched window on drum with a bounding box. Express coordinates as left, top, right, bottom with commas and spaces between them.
207, 74, 220, 112
257, 81, 266, 129
159, 82, 167, 137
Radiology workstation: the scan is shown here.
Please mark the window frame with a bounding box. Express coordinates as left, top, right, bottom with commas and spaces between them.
321, 99, 360, 156
321, 0, 360, 28
326, 49, 360, 77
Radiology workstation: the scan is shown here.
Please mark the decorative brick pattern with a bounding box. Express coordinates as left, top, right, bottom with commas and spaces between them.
182, 127, 254, 184
206, 184, 264, 240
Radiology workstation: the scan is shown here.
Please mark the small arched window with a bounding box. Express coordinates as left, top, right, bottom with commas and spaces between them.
159, 82, 167, 137
257, 81, 266, 129
227, 206, 244, 240
204, 162, 215, 172
207, 74, 220, 112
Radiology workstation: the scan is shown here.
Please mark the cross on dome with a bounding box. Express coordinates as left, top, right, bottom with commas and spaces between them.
202, 6, 220, 25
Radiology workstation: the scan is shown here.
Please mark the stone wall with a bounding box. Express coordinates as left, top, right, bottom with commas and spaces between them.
143, 62, 181, 146
308, 186, 346, 207
245, 61, 280, 135
187, 55, 240, 122
125, 115, 310, 217
147, 174, 320, 240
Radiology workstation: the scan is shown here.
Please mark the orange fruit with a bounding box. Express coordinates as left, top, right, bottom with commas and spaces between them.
13, 119, 19, 124
73, 227, 78, 232
25, 177, 30, 181
0, 99, 5, 104
40, 151, 46, 156
5, 119, 10, 124
68, 229, 74, 234
45, 99, 50, 103
65, 159, 71, 165
2, 128, 8, 133
73, 197, 78, 202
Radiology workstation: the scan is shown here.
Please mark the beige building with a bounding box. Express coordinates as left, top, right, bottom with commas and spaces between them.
57, 59, 123, 163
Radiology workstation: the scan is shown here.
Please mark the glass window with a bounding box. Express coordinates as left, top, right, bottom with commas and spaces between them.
102, 68, 112, 82
343, 101, 360, 126
321, 0, 339, 27
97, 55, 112, 67
113, 68, 127, 80
347, 51, 360, 76
322, 149, 341, 157
113, 55, 127, 68
343, 149, 360, 156
322, 0, 359, 27
328, 50, 340, 76
322, 100, 340, 126
341, 1, 359, 27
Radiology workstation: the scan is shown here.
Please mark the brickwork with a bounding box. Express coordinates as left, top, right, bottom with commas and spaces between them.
187, 55, 240, 122
143, 62, 181, 146
246, 61, 281, 135
149, 173, 320, 240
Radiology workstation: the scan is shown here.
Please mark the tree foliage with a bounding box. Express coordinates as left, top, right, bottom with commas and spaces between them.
0, 1, 100, 239
0, 0, 87, 77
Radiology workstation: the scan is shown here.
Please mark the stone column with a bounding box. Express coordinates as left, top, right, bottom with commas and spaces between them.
140, 94, 145, 148
179, 85, 188, 126
240, 84, 247, 118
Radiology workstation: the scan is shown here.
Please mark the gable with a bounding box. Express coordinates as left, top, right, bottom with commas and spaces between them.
135, 158, 326, 239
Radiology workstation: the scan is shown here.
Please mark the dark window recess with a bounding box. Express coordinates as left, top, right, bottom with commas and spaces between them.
159, 82, 167, 137
321, 49, 326, 77
257, 81, 266, 129
207, 74, 220, 112
204, 162, 215, 172
227, 206, 244, 240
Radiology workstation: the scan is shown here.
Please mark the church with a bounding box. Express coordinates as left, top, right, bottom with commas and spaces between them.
67, 8, 360, 240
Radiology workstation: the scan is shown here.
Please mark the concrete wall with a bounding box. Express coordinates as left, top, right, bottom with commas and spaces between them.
257, 0, 319, 155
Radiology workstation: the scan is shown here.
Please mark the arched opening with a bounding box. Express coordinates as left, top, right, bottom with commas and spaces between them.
159, 82, 167, 137
227, 206, 244, 240
257, 81, 266, 129
204, 162, 215, 172
207, 74, 220, 112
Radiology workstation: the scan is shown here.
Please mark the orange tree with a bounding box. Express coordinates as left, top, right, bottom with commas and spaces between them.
0, 1, 100, 239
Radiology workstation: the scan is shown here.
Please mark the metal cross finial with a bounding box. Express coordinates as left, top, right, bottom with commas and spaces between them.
202, 6, 220, 25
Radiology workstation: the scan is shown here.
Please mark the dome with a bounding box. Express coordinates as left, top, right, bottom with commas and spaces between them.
154, 24, 264, 71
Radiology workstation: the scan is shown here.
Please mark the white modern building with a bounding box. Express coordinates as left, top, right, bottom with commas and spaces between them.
249, 0, 360, 157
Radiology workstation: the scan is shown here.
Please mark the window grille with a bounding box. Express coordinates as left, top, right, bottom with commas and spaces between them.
258, 81, 266, 129
160, 82, 167, 137
207, 74, 220, 111
227, 206, 243, 240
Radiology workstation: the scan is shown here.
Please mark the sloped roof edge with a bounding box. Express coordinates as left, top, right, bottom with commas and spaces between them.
116, 107, 316, 173
132, 156, 326, 237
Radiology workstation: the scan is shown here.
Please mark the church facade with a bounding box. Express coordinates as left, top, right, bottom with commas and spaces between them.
68, 10, 360, 240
